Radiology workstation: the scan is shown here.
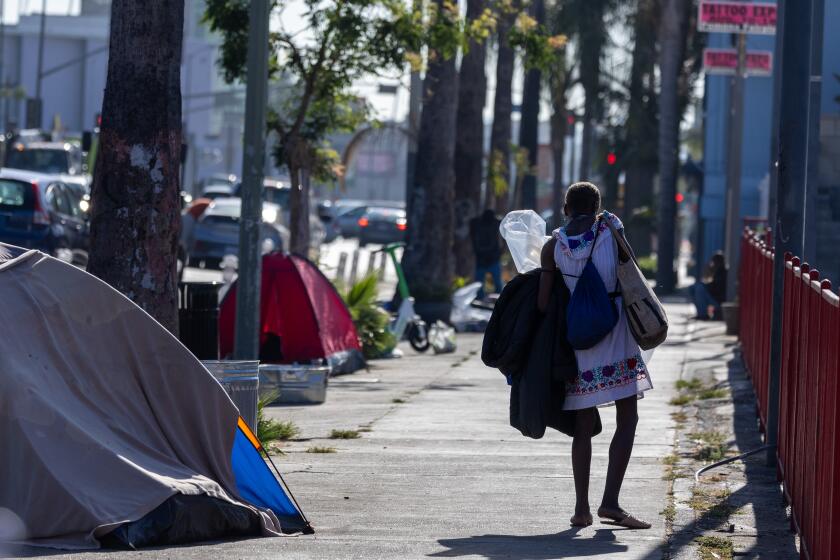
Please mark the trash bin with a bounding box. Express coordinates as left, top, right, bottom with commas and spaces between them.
259, 364, 330, 405
178, 282, 221, 360
203, 360, 259, 431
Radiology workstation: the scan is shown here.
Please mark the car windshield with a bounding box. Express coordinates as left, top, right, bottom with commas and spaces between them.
0, 179, 32, 210
5, 148, 69, 174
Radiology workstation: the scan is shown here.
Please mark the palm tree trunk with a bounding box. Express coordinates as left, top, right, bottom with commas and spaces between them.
656, 0, 690, 293
549, 56, 569, 230
576, 0, 607, 180
623, 0, 659, 218
87, 0, 184, 334
453, 0, 488, 278
518, 0, 544, 211
486, 11, 515, 214
402, 3, 458, 303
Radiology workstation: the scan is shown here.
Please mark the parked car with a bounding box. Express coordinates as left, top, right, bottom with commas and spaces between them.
0, 169, 89, 265
195, 173, 237, 193
232, 178, 325, 251
233, 177, 289, 207
201, 184, 236, 200
4, 141, 84, 176
335, 205, 369, 238
358, 207, 407, 247
187, 198, 289, 269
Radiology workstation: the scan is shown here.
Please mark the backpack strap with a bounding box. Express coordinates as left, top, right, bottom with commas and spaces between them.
586, 216, 604, 263
560, 216, 603, 279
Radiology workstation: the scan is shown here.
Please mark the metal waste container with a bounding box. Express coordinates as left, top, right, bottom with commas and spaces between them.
178, 282, 221, 359
259, 364, 330, 405
203, 360, 259, 431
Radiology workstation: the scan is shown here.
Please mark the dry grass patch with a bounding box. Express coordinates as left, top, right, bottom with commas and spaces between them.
329, 429, 361, 439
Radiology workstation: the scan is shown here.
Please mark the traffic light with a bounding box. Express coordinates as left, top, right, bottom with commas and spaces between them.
606, 152, 617, 166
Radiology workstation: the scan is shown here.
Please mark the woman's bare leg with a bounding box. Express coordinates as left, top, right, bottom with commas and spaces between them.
570, 407, 596, 526
598, 395, 650, 528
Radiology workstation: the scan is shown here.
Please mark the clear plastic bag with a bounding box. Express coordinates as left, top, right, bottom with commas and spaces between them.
499, 210, 550, 273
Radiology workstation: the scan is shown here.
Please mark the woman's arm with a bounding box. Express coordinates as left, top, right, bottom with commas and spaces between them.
538, 238, 557, 313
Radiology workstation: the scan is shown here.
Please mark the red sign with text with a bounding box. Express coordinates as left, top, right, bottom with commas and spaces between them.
698, 1, 777, 34
703, 49, 773, 76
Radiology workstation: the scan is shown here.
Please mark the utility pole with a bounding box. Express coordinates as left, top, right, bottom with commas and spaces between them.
32, 0, 47, 129
802, 0, 825, 263
723, 32, 746, 302
765, 0, 810, 466
233, 0, 270, 360
0, 0, 5, 134
404, 6, 422, 205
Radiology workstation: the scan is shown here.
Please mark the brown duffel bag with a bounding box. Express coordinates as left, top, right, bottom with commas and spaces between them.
604, 218, 668, 349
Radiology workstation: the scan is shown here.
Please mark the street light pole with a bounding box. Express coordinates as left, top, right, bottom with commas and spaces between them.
765, 0, 811, 466
233, 0, 270, 360
723, 32, 746, 302
33, 0, 46, 128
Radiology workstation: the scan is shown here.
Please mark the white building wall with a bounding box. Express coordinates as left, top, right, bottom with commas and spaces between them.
0, 2, 246, 192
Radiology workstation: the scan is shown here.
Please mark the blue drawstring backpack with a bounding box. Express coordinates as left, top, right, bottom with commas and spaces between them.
562, 216, 619, 350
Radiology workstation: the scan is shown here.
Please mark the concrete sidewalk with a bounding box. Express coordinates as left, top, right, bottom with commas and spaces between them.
4, 303, 795, 559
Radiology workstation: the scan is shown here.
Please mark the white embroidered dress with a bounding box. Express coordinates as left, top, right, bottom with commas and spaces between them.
553, 211, 653, 410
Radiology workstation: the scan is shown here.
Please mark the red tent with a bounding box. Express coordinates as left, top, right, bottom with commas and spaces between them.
219, 253, 364, 374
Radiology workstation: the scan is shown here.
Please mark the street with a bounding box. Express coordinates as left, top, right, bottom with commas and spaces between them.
182, 237, 400, 299
2, 303, 797, 559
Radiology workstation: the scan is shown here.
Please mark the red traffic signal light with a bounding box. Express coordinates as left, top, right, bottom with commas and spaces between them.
606, 152, 617, 166
675, 193, 685, 203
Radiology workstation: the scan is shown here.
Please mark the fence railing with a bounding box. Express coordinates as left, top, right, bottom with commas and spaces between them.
739, 228, 840, 560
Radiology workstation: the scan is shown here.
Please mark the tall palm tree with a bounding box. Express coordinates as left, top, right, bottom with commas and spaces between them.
656, 0, 690, 293
453, 0, 488, 278
486, 9, 515, 214
402, 0, 458, 306
549, 53, 570, 229
623, 0, 659, 218
88, 0, 184, 333
517, 0, 546, 211
574, 0, 610, 180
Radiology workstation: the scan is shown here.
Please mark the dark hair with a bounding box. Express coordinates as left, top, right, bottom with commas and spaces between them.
564, 182, 601, 215
710, 252, 726, 269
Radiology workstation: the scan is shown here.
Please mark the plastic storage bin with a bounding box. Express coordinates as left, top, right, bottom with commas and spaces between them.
259, 364, 330, 405
202, 360, 259, 430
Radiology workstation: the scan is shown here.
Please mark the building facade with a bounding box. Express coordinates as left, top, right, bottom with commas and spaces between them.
0, 0, 246, 194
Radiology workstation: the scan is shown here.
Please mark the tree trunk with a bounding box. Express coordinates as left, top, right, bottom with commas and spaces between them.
518, 0, 544, 211
576, 0, 607, 181
656, 0, 689, 293
623, 0, 659, 217
87, 0, 184, 334
453, 0, 488, 279
402, 10, 458, 303
288, 162, 310, 255
549, 58, 569, 231
486, 11, 515, 214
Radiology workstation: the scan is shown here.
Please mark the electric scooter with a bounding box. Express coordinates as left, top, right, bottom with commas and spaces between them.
375, 243, 430, 353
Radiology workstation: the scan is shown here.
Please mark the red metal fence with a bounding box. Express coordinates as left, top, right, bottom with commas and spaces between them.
739, 228, 840, 560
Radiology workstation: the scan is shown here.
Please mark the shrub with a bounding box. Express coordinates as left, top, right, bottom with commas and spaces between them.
341, 274, 397, 359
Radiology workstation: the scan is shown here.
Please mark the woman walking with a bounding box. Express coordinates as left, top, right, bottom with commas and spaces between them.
538, 182, 653, 529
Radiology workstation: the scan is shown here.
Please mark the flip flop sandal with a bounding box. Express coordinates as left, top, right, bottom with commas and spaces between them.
597, 509, 651, 529
569, 513, 593, 527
